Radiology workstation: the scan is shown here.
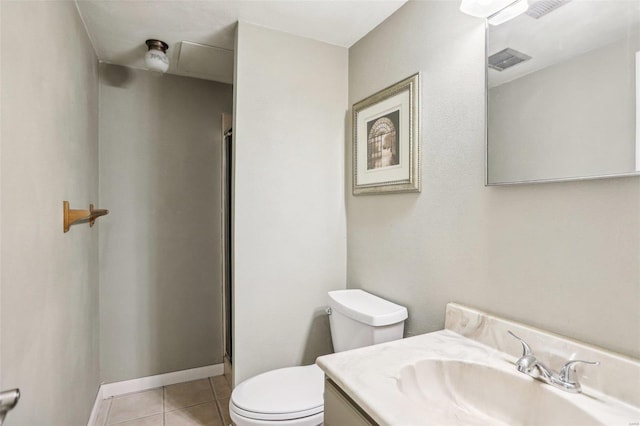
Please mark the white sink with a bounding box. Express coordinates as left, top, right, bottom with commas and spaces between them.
398, 359, 601, 426
317, 304, 640, 425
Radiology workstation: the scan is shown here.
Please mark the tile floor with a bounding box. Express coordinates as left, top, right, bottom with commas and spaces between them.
93, 376, 233, 426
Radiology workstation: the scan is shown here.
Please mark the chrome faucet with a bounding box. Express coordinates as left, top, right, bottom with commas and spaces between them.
508, 331, 599, 393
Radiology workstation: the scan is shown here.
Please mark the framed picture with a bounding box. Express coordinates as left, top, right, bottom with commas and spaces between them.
352, 73, 421, 195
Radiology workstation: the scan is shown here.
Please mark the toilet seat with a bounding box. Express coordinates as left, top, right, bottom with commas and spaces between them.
230, 364, 324, 422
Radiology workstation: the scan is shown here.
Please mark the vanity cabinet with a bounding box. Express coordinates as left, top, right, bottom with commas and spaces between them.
324, 379, 377, 426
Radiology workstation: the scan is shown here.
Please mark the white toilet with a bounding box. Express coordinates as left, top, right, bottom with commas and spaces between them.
229, 289, 408, 426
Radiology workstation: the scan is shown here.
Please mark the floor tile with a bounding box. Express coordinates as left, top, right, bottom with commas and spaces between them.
165, 402, 223, 426
111, 414, 163, 426
165, 378, 214, 411
94, 398, 112, 426
211, 375, 231, 399
216, 397, 232, 426
107, 388, 163, 425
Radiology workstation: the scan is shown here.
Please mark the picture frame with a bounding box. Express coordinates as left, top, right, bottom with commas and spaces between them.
352, 73, 421, 195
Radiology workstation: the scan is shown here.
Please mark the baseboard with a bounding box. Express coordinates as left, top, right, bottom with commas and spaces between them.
101, 364, 224, 398
87, 364, 224, 425
87, 385, 104, 426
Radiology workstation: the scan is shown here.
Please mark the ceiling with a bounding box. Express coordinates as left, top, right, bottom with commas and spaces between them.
76, 0, 407, 83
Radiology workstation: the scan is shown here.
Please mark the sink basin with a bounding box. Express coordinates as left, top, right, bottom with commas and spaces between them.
318, 306, 640, 425
398, 359, 601, 426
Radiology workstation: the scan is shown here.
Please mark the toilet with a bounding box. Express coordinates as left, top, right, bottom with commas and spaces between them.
229, 289, 408, 426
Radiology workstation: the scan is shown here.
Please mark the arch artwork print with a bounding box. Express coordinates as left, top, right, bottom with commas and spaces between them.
352, 73, 420, 194
367, 110, 400, 170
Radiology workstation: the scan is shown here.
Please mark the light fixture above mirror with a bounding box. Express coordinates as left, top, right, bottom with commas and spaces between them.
460, 0, 517, 18
460, 0, 530, 25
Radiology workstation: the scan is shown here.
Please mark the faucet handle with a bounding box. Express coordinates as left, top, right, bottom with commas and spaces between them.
559, 360, 600, 383
508, 330, 534, 357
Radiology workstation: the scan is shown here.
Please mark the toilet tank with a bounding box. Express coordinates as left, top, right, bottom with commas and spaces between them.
328, 289, 408, 353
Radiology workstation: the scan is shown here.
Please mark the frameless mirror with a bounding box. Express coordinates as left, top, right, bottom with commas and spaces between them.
486, 0, 640, 185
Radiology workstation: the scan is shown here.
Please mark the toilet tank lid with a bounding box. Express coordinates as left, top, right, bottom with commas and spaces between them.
328, 289, 408, 326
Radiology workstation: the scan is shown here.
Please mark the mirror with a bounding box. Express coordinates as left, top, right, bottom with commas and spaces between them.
486, 0, 640, 185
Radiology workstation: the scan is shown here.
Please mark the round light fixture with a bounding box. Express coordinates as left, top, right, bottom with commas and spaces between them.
144, 39, 169, 73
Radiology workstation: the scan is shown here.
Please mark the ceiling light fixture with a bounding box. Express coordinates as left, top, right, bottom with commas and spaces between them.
488, 0, 529, 25
460, 0, 529, 24
460, 0, 516, 18
145, 39, 170, 73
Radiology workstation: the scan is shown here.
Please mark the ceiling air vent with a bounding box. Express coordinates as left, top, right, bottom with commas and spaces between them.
525, 0, 572, 19
488, 48, 532, 71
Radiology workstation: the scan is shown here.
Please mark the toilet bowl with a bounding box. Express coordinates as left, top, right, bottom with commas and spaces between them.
229, 364, 324, 426
230, 289, 408, 426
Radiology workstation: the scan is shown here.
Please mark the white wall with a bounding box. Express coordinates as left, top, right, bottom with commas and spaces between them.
489, 38, 638, 183
233, 22, 348, 385
99, 65, 233, 383
348, 1, 640, 358
1, 1, 100, 423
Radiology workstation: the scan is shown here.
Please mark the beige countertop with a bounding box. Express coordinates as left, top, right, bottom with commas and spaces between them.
316, 304, 640, 426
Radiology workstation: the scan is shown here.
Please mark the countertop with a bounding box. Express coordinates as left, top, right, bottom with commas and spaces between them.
316, 304, 640, 425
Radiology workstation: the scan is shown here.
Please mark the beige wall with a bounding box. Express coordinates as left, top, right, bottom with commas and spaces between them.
1, 1, 100, 424
233, 22, 348, 385
348, 1, 640, 358
99, 65, 233, 382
